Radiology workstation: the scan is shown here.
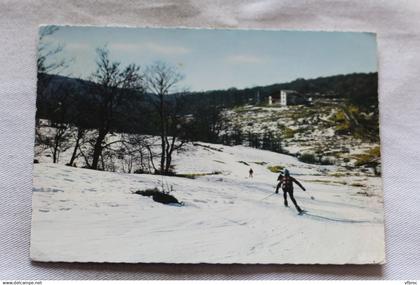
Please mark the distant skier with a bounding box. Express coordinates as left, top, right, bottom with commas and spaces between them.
249, 168, 254, 178
275, 169, 306, 214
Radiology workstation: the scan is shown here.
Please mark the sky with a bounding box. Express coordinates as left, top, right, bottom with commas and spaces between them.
40, 26, 378, 92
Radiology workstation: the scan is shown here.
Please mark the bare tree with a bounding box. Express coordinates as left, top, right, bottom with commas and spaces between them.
114, 134, 157, 174
36, 115, 72, 164
162, 95, 189, 173
68, 127, 86, 166
36, 26, 73, 151
36, 83, 79, 163
49, 125, 72, 163
37, 26, 69, 75
144, 62, 186, 175
67, 90, 93, 166
35, 124, 71, 163
88, 47, 144, 170
124, 134, 156, 173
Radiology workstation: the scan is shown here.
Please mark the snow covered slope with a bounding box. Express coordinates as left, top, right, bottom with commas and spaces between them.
31, 143, 385, 264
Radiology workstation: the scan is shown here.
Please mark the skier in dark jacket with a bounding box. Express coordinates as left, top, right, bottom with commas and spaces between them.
275, 169, 306, 213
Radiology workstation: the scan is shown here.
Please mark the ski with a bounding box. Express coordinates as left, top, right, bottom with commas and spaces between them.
298, 210, 308, 216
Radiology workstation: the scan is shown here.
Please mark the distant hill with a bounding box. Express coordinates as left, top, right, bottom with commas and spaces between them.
38, 72, 378, 109
179, 72, 378, 110
36, 72, 378, 133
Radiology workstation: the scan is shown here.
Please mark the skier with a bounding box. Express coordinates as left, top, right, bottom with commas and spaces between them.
249, 168, 254, 178
275, 169, 306, 214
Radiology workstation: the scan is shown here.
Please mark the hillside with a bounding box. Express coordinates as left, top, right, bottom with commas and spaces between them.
224, 103, 380, 174
179, 72, 378, 110
31, 141, 384, 264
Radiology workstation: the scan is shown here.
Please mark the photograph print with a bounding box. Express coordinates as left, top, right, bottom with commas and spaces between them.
31, 26, 384, 264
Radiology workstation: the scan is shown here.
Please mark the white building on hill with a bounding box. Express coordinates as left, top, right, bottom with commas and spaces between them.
268, 90, 311, 106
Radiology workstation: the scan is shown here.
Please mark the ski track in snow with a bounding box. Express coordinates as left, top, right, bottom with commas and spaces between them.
31, 142, 385, 264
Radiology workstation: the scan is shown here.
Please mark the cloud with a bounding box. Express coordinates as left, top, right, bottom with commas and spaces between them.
109, 42, 191, 55
65, 42, 91, 51
226, 54, 266, 64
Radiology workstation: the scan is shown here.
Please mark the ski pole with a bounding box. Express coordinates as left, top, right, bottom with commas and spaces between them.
260, 192, 276, 201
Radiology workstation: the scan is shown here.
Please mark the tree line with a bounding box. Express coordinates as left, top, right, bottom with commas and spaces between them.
36, 45, 194, 175
35, 27, 379, 174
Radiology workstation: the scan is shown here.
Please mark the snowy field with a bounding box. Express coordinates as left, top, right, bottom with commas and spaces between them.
31, 142, 385, 264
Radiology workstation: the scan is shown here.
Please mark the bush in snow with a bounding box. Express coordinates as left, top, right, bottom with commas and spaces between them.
267, 165, 284, 173
319, 156, 335, 165
152, 191, 181, 205
282, 127, 296, 139
298, 153, 317, 164
353, 146, 381, 176
134, 188, 182, 205
134, 188, 159, 197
